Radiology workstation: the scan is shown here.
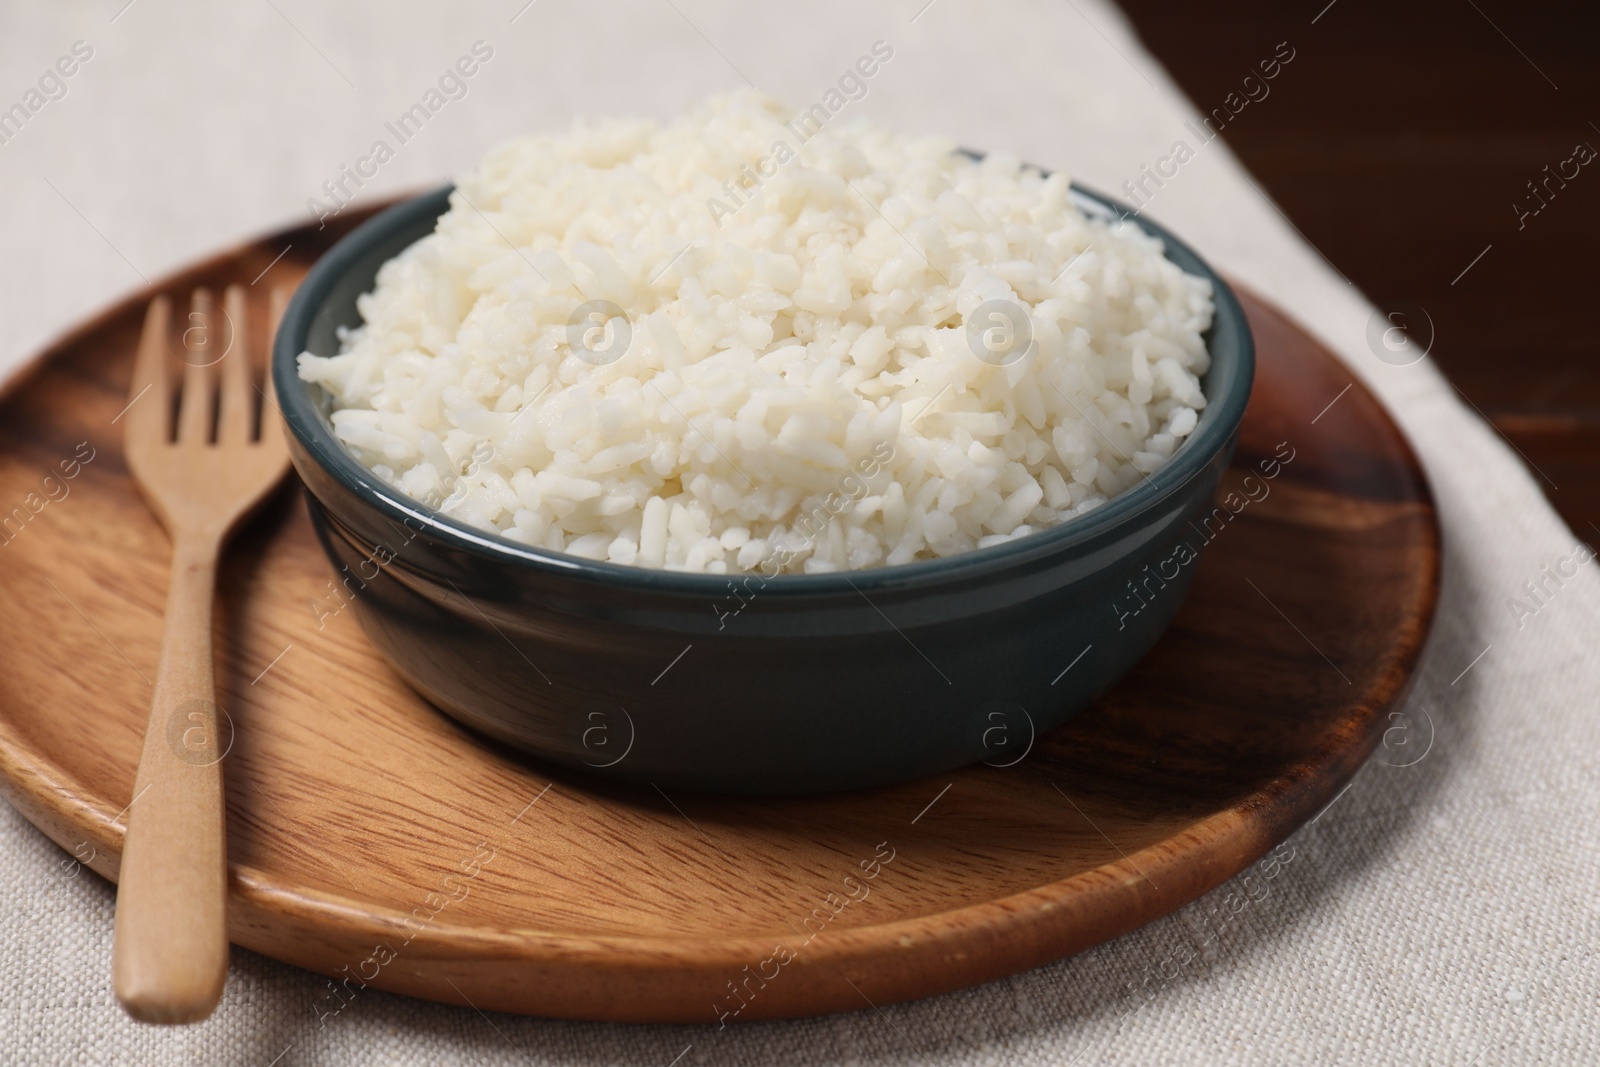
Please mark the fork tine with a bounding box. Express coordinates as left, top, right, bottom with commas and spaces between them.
257, 287, 291, 451
217, 286, 251, 444
125, 295, 171, 443
176, 289, 217, 444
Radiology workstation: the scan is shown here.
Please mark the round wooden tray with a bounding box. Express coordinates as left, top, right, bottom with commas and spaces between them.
0, 207, 1438, 1023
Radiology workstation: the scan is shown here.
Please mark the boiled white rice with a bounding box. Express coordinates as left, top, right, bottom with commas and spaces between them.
298, 91, 1213, 575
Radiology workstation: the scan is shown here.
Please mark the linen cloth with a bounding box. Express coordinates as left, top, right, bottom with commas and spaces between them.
2, 1, 1596, 1063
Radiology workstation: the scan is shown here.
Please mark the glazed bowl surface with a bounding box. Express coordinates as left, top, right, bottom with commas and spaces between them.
272, 181, 1254, 793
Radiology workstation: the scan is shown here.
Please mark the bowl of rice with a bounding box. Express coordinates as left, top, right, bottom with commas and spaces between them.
273, 92, 1253, 794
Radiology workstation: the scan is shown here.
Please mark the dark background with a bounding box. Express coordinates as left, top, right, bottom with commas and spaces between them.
1120, 0, 1598, 537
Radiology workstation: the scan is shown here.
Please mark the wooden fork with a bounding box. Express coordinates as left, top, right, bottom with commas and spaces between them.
114, 285, 290, 1023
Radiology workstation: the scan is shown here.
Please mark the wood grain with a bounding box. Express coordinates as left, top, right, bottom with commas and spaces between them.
1119, 0, 1600, 535
111, 286, 291, 1023
0, 206, 1439, 1023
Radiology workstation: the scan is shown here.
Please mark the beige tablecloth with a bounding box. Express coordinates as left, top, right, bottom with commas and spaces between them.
2, 1, 1596, 1063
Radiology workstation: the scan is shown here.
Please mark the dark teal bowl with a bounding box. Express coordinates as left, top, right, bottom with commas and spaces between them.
273, 181, 1253, 794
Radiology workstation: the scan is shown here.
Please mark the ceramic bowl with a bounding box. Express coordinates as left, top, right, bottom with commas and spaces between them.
273, 181, 1253, 793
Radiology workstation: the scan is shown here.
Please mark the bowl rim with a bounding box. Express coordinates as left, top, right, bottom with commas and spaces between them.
273, 178, 1254, 595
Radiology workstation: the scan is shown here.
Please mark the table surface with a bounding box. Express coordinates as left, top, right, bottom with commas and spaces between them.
1119, 0, 1600, 537
0, 2, 1596, 1065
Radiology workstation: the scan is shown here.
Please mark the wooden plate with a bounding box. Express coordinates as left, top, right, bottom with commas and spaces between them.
0, 207, 1438, 1023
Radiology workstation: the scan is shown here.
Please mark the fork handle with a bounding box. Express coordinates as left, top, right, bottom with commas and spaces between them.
113, 535, 229, 1023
